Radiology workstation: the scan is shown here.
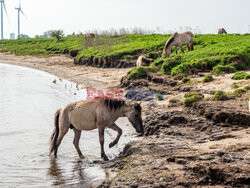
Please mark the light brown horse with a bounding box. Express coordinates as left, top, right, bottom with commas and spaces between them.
50, 98, 143, 161
136, 55, 154, 67
218, 28, 227, 34
163, 31, 194, 57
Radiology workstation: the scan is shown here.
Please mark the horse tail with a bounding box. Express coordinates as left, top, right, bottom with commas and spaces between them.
49, 108, 61, 155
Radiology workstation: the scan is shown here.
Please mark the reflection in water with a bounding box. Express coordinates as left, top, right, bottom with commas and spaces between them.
0, 63, 136, 187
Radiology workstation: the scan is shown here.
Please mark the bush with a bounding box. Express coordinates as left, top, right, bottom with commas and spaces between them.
212, 64, 236, 74
232, 71, 250, 80
202, 75, 214, 83
155, 94, 164, 101
213, 90, 228, 100
146, 52, 159, 59
182, 77, 190, 84
233, 88, 247, 96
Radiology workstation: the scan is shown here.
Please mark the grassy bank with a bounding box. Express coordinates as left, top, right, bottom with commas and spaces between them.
127, 34, 250, 79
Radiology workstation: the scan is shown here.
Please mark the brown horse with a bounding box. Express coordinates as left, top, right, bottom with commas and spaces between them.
50, 98, 143, 161
163, 31, 194, 57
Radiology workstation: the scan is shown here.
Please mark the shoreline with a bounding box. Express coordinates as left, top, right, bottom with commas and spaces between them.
0, 53, 131, 89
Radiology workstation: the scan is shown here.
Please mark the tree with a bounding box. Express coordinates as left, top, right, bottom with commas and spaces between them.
18, 34, 30, 39
50, 30, 64, 41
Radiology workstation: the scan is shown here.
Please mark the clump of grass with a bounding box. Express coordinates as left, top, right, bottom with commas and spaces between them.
233, 88, 247, 96
244, 85, 250, 90
155, 94, 163, 101
52, 79, 57, 84
232, 83, 239, 89
202, 75, 213, 83
232, 71, 250, 80
169, 98, 180, 103
213, 90, 228, 100
127, 67, 153, 80
122, 55, 134, 60
183, 92, 204, 106
146, 52, 159, 59
212, 64, 236, 74
182, 77, 190, 84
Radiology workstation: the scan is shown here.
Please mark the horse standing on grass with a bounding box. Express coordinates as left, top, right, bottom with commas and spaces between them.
136, 55, 154, 67
163, 31, 194, 58
50, 99, 143, 161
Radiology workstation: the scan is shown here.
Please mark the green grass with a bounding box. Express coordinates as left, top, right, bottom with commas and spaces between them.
202, 75, 214, 83
233, 88, 247, 96
129, 34, 250, 78
182, 77, 190, 84
232, 71, 250, 80
183, 92, 204, 106
213, 90, 228, 100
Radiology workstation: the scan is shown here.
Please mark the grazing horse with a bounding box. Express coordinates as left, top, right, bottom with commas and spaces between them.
163, 31, 194, 58
50, 99, 143, 161
218, 28, 227, 34
136, 55, 154, 67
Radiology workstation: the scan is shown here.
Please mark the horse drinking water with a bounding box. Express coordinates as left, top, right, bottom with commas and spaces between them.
163, 31, 194, 58
50, 98, 143, 161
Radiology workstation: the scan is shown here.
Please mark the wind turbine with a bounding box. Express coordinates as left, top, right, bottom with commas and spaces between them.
0, 0, 9, 40
15, 0, 26, 39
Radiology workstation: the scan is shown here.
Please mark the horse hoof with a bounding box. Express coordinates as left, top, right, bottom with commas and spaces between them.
103, 155, 109, 161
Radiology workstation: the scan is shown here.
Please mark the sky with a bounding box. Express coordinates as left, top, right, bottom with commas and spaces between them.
2, 0, 250, 38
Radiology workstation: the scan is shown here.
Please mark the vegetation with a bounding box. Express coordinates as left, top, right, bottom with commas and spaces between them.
202, 75, 214, 83
212, 64, 236, 74
155, 94, 163, 101
146, 52, 159, 59
213, 90, 228, 101
183, 92, 204, 106
232, 71, 250, 80
182, 77, 190, 84
51, 30, 64, 42
233, 88, 247, 96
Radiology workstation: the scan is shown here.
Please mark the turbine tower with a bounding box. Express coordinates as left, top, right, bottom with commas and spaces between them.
0, 0, 9, 40
15, 0, 26, 39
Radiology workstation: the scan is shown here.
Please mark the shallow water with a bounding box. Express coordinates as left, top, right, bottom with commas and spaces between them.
0, 63, 136, 187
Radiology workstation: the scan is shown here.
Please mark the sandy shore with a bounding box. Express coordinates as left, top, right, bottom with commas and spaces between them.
0, 53, 131, 89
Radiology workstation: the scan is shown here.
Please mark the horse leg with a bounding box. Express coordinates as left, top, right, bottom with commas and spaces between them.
191, 41, 194, 50
108, 123, 122, 148
180, 46, 185, 53
54, 125, 69, 156
175, 46, 178, 54
98, 126, 109, 161
73, 128, 84, 159
187, 43, 190, 51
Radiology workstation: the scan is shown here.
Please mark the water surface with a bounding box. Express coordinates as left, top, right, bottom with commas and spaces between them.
0, 63, 136, 187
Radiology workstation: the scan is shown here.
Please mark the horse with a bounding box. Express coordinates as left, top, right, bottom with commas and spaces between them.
136, 55, 154, 67
163, 31, 194, 58
218, 28, 227, 34
50, 98, 143, 161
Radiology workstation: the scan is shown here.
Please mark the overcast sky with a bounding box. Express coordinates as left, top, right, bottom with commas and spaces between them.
3, 0, 250, 38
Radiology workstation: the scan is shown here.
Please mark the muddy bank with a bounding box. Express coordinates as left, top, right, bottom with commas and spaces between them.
100, 100, 250, 187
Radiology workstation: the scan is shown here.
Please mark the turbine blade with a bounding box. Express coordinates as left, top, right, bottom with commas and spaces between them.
20, 9, 27, 19
3, 3, 11, 25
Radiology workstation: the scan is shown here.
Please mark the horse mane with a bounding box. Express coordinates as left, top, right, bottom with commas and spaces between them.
104, 99, 125, 111
163, 32, 178, 51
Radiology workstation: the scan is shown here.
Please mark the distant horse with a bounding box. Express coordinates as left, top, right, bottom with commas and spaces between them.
163, 31, 194, 58
50, 99, 143, 161
85, 33, 95, 41
218, 28, 227, 34
136, 55, 154, 67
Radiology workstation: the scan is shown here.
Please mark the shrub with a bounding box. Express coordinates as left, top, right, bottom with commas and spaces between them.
202, 75, 213, 83
183, 96, 197, 107
155, 94, 163, 101
146, 52, 159, 59
233, 88, 247, 96
212, 65, 236, 74
213, 90, 228, 100
232, 71, 250, 80
182, 77, 190, 84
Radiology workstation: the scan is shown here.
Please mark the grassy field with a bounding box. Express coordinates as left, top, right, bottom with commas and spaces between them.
127, 34, 250, 79
0, 34, 249, 78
